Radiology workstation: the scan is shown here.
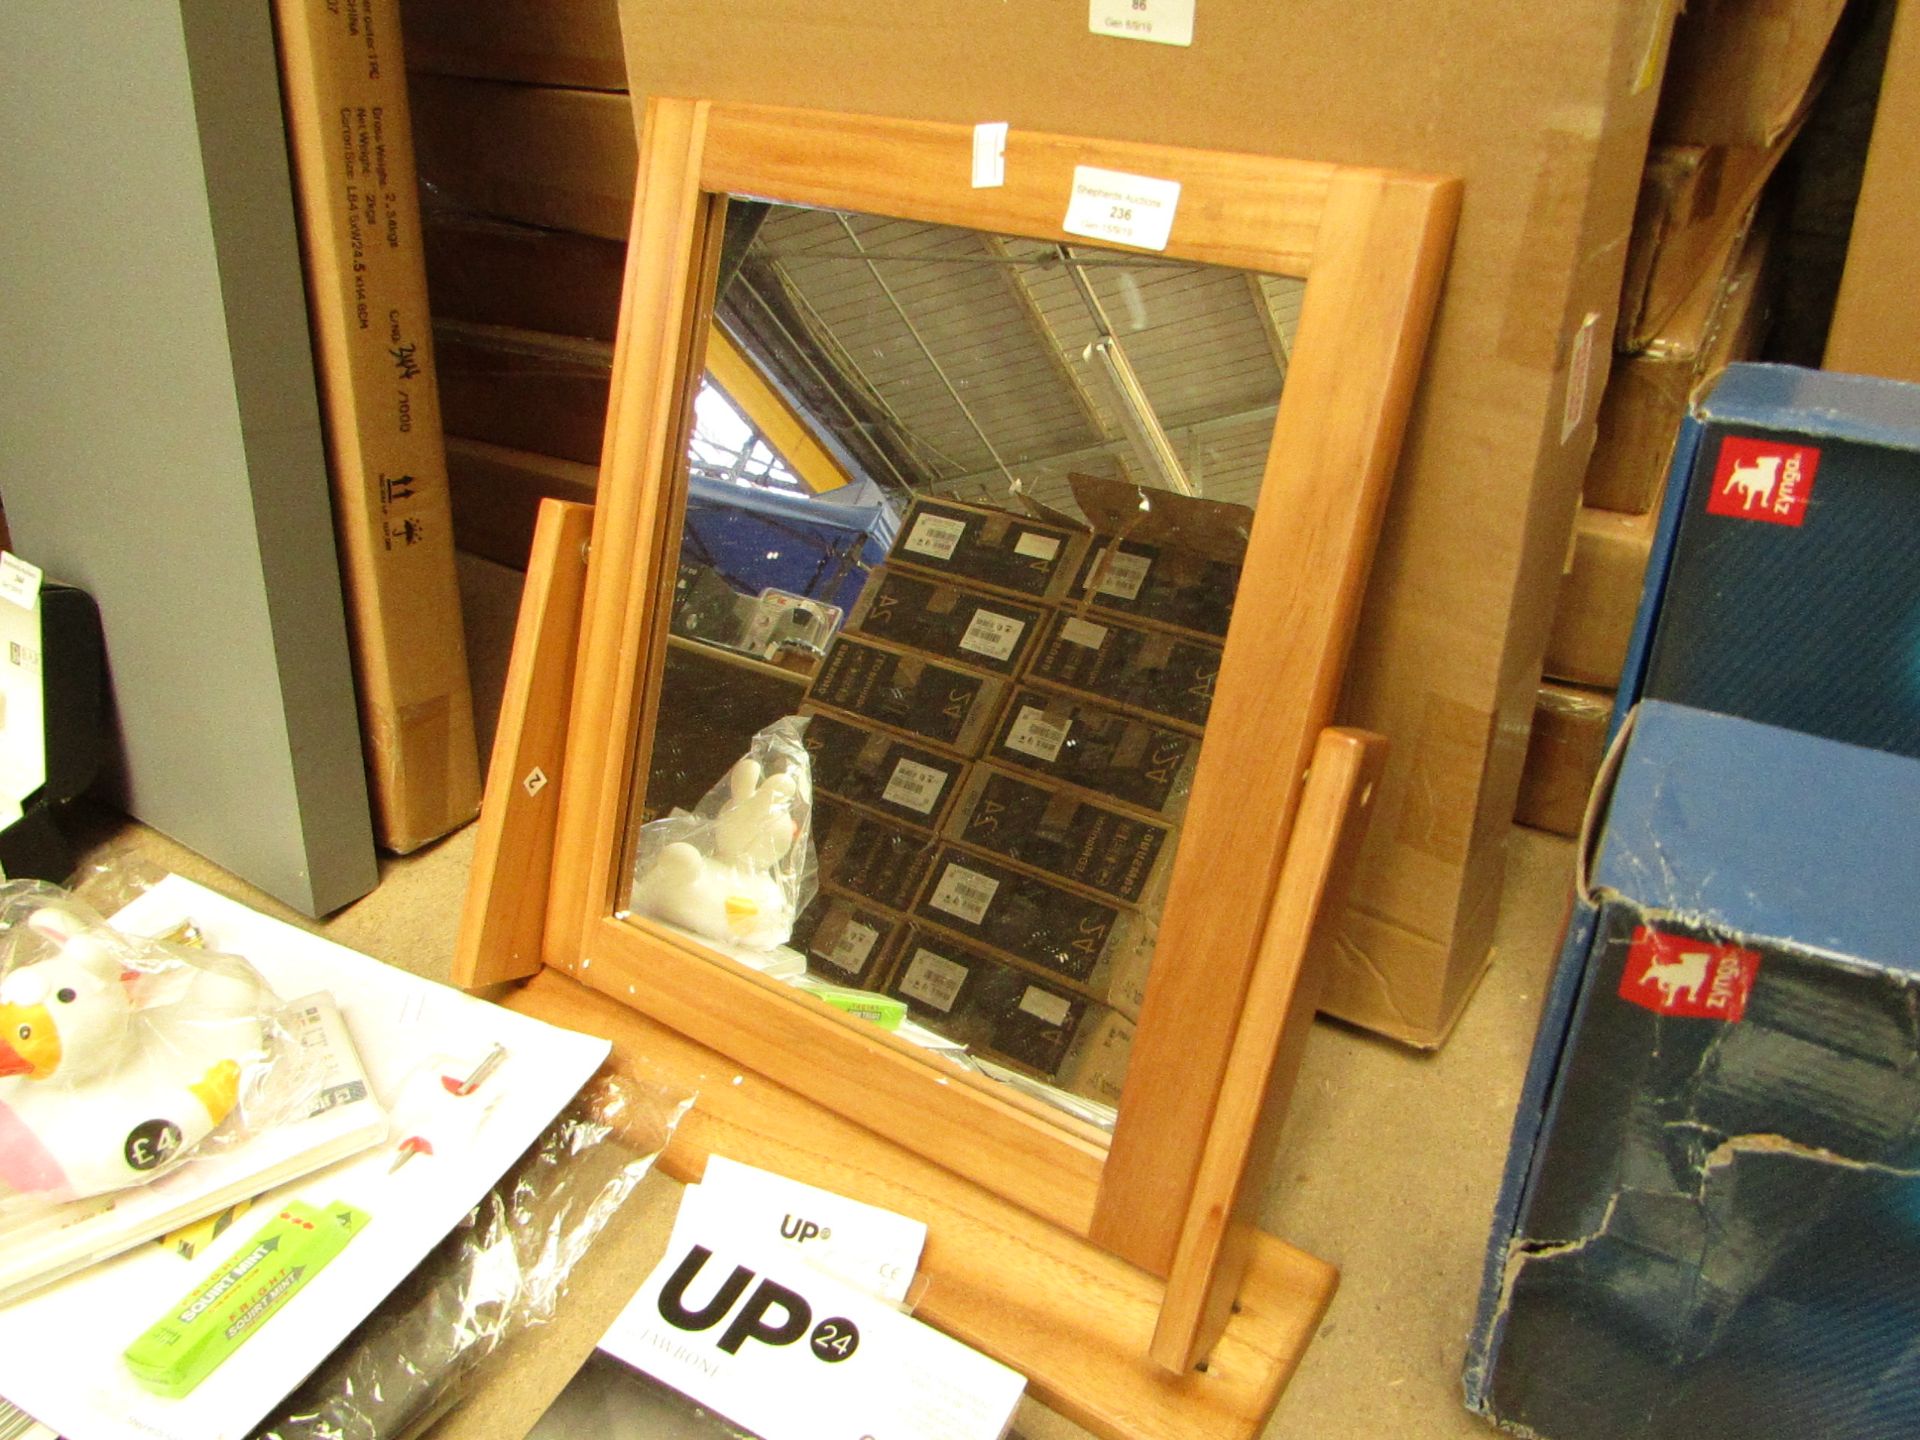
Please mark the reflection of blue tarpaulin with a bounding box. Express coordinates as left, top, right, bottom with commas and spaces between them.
681, 475, 898, 614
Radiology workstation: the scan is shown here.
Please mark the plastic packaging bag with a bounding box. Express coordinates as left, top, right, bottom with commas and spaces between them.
630, 717, 816, 951
0, 881, 316, 1206
254, 1074, 692, 1440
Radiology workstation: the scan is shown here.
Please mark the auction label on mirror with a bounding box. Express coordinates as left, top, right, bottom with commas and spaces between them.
900, 949, 969, 1012
904, 514, 966, 561
931, 863, 1001, 926
1006, 706, 1071, 763
1063, 166, 1182, 252
882, 758, 948, 815
1088, 0, 1195, 47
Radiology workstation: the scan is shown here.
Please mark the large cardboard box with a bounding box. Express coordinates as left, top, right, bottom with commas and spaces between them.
275, 0, 482, 852
1583, 208, 1776, 513
1655, 0, 1849, 146
1467, 700, 1920, 1438
1825, 0, 1920, 382
1618, 363, 1920, 757
601, 0, 1677, 1048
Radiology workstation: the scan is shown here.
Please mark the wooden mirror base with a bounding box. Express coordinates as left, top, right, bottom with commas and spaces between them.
506, 966, 1337, 1440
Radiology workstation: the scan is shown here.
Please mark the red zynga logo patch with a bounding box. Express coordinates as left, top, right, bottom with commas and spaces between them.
1619, 926, 1761, 1022
1705, 435, 1820, 527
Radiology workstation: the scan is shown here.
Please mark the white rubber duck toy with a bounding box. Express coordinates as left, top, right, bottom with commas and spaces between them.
633, 757, 804, 951
0, 906, 267, 1201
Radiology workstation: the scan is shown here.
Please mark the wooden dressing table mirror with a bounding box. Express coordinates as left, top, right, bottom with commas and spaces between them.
456, 99, 1457, 1439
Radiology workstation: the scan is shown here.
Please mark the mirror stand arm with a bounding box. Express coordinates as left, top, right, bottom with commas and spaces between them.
1152, 727, 1388, 1373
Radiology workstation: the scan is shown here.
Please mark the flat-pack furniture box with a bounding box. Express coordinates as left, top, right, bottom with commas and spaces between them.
597, 0, 1678, 1047
1620, 363, 1920, 756
1467, 700, 1920, 1439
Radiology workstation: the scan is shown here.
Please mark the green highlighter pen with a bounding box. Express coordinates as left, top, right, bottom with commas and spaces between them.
124, 1199, 369, 1398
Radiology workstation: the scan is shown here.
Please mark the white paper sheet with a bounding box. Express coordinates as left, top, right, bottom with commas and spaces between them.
0, 875, 611, 1440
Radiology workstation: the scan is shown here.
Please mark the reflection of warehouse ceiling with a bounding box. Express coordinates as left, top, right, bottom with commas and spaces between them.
713, 203, 1302, 517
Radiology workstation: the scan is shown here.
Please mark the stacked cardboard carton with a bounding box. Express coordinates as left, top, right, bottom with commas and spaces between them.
1520, 0, 1845, 835
787, 497, 1239, 1109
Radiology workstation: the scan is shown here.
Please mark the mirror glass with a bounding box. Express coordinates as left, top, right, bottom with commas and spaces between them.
618, 198, 1301, 1131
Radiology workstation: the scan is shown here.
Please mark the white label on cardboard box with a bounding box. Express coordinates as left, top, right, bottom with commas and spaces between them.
1088, 0, 1195, 47
824, 919, 880, 972
959, 610, 1026, 661
1090, 551, 1151, 601
0, 556, 43, 613
693, 1157, 928, 1305
882, 758, 948, 815
601, 1215, 1021, 1440
1014, 531, 1060, 562
1060, 617, 1108, 650
899, 948, 969, 1013
930, 864, 1000, 926
971, 122, 1008, 188
1063, 166, 1182, 252
904, 514, 965, 561
1019, 986, 1073, 1027
1562, 311, 1600, 443
1005, 705, 1070, 763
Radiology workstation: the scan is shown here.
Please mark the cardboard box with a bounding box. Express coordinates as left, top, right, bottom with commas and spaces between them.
1654, 0, 1848, 145
591, 0, 1679, 1047
810, 794, 939, 913
986, 687, 1199, 820
943, 764, 1175, 909
444, 437, 596, 570
1025, 610, 1219, 734
1617, 132, 1795, 351
789, 888, 904, 991
1069, 535, 1240, 640
644, 637, 807, 821
1619, 363, 1920, 758
273, 0, 481, 853
1513, 682, 1612, 837
400, 0, 626, 89
888, 498, 1089, 605
408, 75, 635, 241
798, 709, 967, 833
844, 567, 1046, 678
1584, 206, 1777, 514
1541, 506, 1659, 689
1467, 701, 1920, 1439
807, 636, 1010, 757
1825, 0, 1920, 382
910, 845, 1153, 1012
1057, 1004, 1134, 1109
888, 927, 1093, 1080
421, 210, 624, 341
435, 320, 612, 467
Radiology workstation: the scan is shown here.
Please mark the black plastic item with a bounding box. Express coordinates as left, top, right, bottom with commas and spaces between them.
0, 582, 107, 882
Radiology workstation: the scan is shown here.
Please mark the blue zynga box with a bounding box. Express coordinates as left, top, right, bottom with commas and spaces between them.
1614, 362, 1920, 754
1464, 700, 1920, 1438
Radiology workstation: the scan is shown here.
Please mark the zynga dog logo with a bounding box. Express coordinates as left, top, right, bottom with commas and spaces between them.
1618, 926, 1760, 1021
1705, 435, 1819, 527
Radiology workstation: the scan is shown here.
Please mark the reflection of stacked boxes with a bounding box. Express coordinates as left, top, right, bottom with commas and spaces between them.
797, 494, 1236, 1108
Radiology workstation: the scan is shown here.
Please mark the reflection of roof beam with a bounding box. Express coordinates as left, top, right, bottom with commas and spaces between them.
1064, 253, 1196, 496
937, 401, 1280, 493
1246, 273, 1303, 382
981, 235, 1113, 449
704, 326, 857, 494
831, 214, 1018, 490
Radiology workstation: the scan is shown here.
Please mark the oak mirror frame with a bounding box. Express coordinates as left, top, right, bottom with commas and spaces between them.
541, 99, 1457, 1284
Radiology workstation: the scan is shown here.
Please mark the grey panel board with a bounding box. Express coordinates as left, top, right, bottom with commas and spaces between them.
0, 1, 378, 915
